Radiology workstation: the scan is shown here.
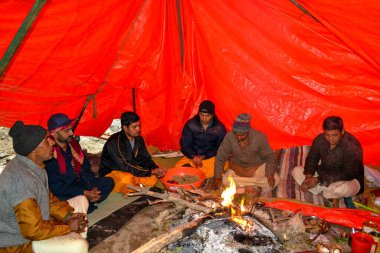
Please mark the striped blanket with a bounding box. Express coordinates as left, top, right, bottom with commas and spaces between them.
274, 146, 326, 206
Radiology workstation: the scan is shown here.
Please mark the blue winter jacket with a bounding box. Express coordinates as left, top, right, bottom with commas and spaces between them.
180, 115, 227, 159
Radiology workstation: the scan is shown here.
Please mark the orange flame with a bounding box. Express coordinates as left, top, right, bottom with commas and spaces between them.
220, 177, 254, 232
221, 175, 236, 207
240, 198, 246, 213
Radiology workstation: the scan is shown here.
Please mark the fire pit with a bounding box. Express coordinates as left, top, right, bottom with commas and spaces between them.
121, 175, 350, 253
163, 215, 285, 253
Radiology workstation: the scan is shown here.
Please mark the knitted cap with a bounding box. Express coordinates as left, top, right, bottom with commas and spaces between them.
48, 113, 75, 132
9, 121, 47, 155
232, 113, 251, 133
198, 100, 215, 115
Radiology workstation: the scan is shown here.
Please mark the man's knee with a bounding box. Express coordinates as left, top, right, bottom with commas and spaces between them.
69, 238, 88, 253
291, 166, 304, 178
103, 177, 115, 192
273, 173, 281, 187
323, 180, 360, 199
68, 195, 89, 213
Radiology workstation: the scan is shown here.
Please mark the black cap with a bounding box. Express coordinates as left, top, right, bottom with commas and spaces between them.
198, 100, 215, 115
9, 121, 47, 155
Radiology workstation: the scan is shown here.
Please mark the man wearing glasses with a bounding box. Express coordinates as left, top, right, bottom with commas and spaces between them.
214, 113, 280, 197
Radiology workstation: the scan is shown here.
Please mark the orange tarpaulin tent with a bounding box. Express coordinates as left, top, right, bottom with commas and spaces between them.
1, 0, 379, 165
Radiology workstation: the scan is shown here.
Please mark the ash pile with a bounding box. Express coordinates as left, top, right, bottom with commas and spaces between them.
163, 214, 285, 253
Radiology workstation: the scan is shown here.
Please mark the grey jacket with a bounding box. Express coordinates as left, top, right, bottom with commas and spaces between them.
214, 129, 275, 178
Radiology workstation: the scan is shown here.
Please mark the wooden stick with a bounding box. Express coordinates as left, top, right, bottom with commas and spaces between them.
131, 216, 208, 253
127, 185, 214, 214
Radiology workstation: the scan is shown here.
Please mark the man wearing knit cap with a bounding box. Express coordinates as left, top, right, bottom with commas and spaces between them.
45, 113, 114, 213
214, 113, 280, 196
0, 121, 88, 253
175, 100, 227, 178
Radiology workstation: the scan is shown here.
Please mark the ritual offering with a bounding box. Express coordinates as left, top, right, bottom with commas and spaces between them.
160, 167, 206, 192
303, 216, 330, 234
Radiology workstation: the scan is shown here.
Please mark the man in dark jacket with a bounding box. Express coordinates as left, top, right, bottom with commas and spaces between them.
292, 116, 364, 206
175, 100, 227, 178
99, 111, 166, 194
45, 113, 114, 213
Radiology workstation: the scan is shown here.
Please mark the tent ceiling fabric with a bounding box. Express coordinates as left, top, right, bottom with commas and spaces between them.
1, 0, 379, 165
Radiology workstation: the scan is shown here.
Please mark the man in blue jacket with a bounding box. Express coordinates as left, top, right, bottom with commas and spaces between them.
45, 113, 114, 213
175, 100, 227, 178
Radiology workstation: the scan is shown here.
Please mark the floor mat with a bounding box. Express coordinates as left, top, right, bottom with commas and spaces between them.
87, 188, 163, 249
87, 192, 139, 226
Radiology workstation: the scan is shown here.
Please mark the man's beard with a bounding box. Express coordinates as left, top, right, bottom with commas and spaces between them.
58, 135, 73, 143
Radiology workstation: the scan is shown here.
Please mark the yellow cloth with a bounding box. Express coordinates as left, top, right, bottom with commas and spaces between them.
107, 170, 158, 194
174, 156, 229, 178
174, 156, 217, 178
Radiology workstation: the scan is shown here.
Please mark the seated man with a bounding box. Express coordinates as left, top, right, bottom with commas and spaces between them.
45, 113, 114, 213
99, 111, 166, 194
175, 100, 227, 178
214, 113, 280, 196
0, 121, 88, 253
292, 116, 364, 206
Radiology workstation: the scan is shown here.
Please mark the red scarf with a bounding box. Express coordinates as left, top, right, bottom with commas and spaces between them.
53, 139, 84, 175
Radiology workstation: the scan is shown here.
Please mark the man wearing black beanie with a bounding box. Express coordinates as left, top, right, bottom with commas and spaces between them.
0, 121, 89, 253
175, 100, 227, 178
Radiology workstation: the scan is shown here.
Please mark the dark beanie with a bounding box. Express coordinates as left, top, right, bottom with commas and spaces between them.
9, 121, 47, 156
198, 100, 215, 115
233, 113, 251, 133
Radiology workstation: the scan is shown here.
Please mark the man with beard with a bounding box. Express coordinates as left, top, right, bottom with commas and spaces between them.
214, 113, 280, 196
99, 111, 166, 194
292, 116, 364, 207
175, 100, 227, 178
45, 113, 114, 213
0, 121, 88, 253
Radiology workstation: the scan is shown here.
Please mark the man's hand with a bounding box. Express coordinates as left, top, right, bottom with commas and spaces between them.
192, 155, 204, 168
152, 167, 167, 178
301, 175, 319, 192
68, 213, 88, 233
267, 175, 275, 189
213, 178, 223, 191
91, 166, 100, 178
84, 187, 101, 202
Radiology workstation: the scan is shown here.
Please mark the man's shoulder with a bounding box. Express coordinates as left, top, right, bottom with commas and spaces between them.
185, 116, 199, 127
312, 133, 326, 142
210, 116, 226, 130
249, 128, 267, 139
106, 131, 123, 143
342, 132, 362, 147
223, 131, 235, 141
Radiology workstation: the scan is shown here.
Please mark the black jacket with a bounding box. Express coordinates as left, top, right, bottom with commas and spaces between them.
180, 115, 226, 159
304, 132, 364, 194
99, 131, 158, 177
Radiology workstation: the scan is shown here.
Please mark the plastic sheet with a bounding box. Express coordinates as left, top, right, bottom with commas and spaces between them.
266, 200, 380, 229
1, 0, 379, 164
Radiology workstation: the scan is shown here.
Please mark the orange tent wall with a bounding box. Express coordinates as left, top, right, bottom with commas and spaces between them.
1, 0, 379, 165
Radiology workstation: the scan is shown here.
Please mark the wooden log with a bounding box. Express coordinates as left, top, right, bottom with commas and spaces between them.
131, 215, 208, 253
127, 185, 214, 214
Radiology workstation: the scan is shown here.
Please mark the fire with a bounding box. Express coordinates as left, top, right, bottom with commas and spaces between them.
221, 175, 236, 207
220, 176, 254, 232
240, 198, 246, 213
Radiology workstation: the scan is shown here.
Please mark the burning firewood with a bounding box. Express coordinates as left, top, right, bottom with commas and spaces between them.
126, 185, 216, 214
131, 215, 209, 253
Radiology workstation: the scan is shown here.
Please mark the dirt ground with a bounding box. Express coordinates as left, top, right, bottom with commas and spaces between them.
89, 203, 173, 253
